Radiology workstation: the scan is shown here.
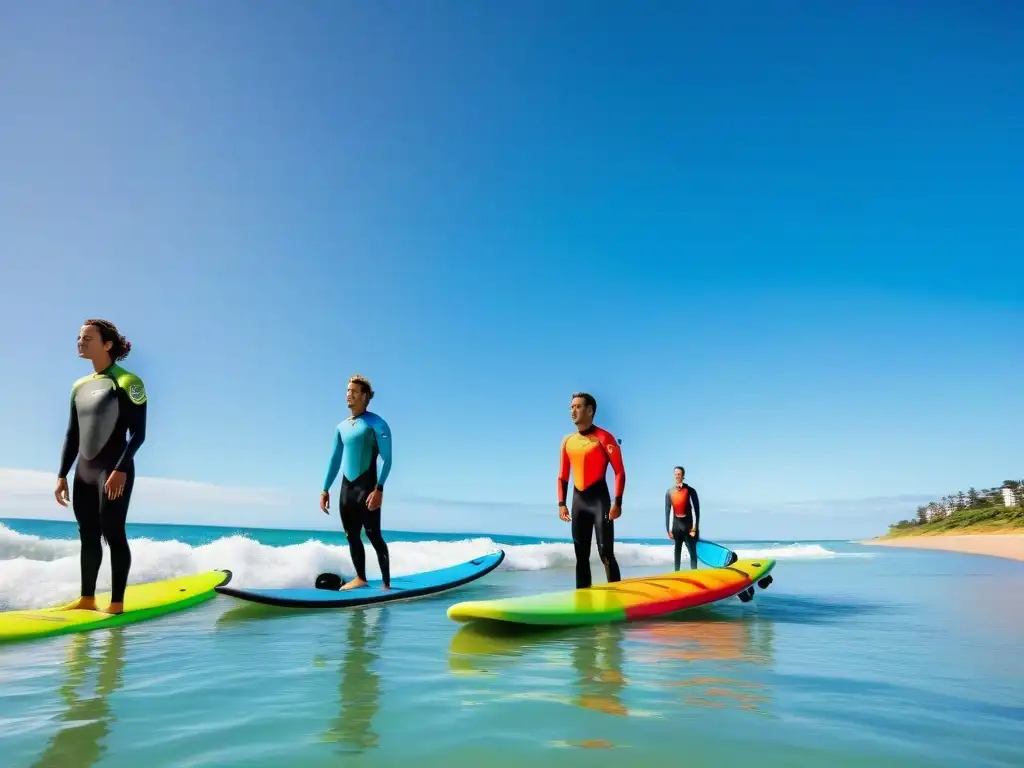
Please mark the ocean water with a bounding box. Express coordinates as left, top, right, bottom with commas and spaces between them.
0, 518, 1022, 767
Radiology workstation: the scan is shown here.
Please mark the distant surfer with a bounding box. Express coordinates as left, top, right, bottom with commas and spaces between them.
558, 392, 624, 589
320, 375, 393, 590
54, 320, 148, 615
666, 466, 700, 570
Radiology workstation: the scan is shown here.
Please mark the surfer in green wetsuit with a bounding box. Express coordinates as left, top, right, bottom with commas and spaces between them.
54, 320, 147, 614
320, 375, 393, 591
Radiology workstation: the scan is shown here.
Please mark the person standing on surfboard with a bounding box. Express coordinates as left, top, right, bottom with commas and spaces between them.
54, 320, 148, 615
558, 392, 625, 589
666, 465, 701, 570
320, 375, 393, 591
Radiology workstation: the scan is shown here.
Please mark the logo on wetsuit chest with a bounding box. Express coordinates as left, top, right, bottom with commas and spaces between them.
570, 435, 608, 454
77, 380, 115, 409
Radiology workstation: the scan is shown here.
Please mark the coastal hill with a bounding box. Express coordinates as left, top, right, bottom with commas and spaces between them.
885, 479, 1023, 538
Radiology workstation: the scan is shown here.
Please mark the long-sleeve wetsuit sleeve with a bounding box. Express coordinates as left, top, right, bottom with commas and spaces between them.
58, 398, 80, 478
322, 428, 343, 492
690, 485, 700, 532
600, 432, 626, 505
113, 376, 148, 472
665, 490, 672, 533
372, 416, 392, 491
557, 437, 570, 505
114, 401, 148, 471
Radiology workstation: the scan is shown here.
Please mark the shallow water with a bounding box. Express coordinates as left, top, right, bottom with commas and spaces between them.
1, 521, 1022, 767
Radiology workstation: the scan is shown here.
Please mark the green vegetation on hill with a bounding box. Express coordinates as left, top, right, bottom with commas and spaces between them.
886, 479, 1024, 538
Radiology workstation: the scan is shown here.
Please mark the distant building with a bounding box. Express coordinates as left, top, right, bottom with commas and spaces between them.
1003, 486, 1018, 507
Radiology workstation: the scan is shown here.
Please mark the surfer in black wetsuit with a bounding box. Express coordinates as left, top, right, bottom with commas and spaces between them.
665, 466, 700, 570
54, 320, 147, 614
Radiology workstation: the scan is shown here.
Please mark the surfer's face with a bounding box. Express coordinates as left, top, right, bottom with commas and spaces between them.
674, 468, 684, 485
345, 382, 367, 410
570, 397, 593, 427
77, 325, 111, 362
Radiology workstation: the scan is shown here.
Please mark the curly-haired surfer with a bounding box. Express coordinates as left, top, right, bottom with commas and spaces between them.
55, 320, 147, 614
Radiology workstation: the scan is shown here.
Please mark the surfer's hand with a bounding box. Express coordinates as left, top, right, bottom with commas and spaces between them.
104, 470, 126, 500
690, 528, 698, 539
609, 503, 621, 521
366, 489, 382, 511
320, 491, 330, 514
559, 504, 570, 522
667, 530, 674, 540
54, 477, 69, 507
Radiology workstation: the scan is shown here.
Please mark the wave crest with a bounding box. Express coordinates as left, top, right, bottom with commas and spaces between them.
0, 523, 856, 611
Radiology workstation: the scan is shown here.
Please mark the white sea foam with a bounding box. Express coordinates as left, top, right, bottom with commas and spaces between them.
0, 523, 863, 611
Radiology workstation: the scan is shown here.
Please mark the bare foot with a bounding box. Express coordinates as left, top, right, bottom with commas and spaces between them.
62, 597, 98, 611
340, 578, 367, 591
102, 602, 124, 615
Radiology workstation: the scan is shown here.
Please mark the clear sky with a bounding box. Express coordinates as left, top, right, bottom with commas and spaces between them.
0, 1, 1020, 540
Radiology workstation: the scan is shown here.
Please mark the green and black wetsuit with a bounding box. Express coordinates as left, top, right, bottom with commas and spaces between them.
58, 364, 147, 603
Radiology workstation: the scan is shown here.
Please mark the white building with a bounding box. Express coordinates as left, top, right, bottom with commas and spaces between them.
1003, 486, 1018, 507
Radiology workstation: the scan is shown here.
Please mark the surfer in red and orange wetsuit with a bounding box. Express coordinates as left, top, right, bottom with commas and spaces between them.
558, 392, 625, 589
665, 465, 700, 570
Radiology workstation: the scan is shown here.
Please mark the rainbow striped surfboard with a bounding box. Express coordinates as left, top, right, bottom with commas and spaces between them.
447, 559, 775, 627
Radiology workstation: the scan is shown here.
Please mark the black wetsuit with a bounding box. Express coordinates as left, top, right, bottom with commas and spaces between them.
665, 483, 700, 570
340, 469, 390, 587
58, 364, 147, 603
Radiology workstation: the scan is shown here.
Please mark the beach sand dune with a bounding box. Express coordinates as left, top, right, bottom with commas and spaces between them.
860, 533, 1024, 561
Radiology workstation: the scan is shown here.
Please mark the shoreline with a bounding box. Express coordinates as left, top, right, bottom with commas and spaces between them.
859, 532, 1024, 562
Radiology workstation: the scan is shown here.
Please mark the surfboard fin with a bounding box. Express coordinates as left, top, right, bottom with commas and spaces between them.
314, 573, 346, 591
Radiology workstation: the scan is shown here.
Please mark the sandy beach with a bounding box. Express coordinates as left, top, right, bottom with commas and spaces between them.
860, 532, 1024, 561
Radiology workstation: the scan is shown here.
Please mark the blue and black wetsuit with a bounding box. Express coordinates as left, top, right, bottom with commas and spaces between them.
58, 364, 148, 603
322, 411, 393, 586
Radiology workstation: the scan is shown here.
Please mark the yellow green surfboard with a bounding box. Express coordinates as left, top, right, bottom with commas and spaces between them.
0, 570, 231, 644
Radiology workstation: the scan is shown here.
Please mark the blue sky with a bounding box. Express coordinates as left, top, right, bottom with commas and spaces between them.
0, 1, 1020, 540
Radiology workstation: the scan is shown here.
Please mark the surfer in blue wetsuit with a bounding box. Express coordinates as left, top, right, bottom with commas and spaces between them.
320, 375, 393, 590
666, 466, 700, 570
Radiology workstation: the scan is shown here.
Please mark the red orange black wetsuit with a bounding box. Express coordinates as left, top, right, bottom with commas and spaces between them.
666, 483, 700, 569
558, 425, 625, 589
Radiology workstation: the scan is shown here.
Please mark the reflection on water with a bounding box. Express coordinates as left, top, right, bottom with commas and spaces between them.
321, 606, 388, 756
448, 606, 778, 728
570, 624, 628, 718
631, 609, 775, 713
631, 610, 774, 664
31, 629, 127, 768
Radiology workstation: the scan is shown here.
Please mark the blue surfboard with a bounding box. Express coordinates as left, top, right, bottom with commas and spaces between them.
214, 551, 505, 608
695, 539, 739, 568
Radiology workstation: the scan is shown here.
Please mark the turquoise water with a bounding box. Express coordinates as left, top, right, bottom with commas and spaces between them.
1, 519, 1022, 767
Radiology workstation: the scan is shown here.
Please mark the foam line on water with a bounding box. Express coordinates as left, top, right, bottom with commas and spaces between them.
0, 523, 862, 611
